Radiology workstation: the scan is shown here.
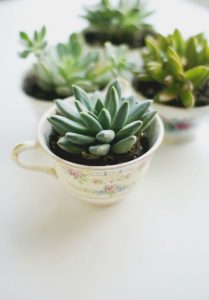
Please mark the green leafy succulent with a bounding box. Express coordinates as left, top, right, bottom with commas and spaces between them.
83, 0, 154, 47
136, 29, 209, 108
48, 80, 156, 159
19, 27, 133, 98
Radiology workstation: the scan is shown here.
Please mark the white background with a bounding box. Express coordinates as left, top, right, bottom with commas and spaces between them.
1, 0, 209, 299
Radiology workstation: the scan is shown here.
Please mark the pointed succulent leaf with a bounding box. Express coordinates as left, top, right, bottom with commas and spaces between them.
65, 132, 95, 145
186, 37, 198, 68
112, 136, 137, 154
80, 112, 103, 134
74, 100, 88, 113
98, 108, 111, 129
146, 61, 166, 83
40, 25, 47, 39
73, 85, 93, 111
140, 111, 157, 132
55, 99, 81, 123
19, 32, 32, 46
89, 144, 110, 156
48, 115, 89, 135
116, 121, 143, 140
104, 87, 120, 118
88, 111, 98, 120
105, 79, 121, 103
185, 66, 209, 89
111, 101, 129, 131
166, 47, 183, 77
180, 90, 195, 108
127, 100, 152, 124
146, 36, 162, 60
58, 137, 86, 154
96, 130, 115, 143
172, 29, 185, 55
94, 98, 104, 115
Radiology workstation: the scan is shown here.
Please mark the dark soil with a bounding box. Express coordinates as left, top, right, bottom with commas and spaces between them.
49, 130, 150, 166
83, 29, 156, 49
133, 77, 209, 107
23, 73, 66, 101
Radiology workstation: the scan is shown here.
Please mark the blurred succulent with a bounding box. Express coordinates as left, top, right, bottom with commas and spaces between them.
136, 29, 209, 108
83, 0, 155, 47
48, 80, 156, 159
19, 27, 133, 98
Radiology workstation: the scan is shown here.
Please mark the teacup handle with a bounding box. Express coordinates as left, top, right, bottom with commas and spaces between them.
12, 141, 57, 177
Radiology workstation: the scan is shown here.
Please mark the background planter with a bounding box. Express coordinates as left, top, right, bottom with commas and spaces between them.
152, 102, 209, 143
12, 98, 164, 206
134, 90, 209, 143
20, 71, 60, 119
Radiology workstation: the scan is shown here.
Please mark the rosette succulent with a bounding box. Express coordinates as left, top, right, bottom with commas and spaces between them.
135, 29, 209, 108
19, 27, 133, 99
48, 80, 156, 159
82, 0, 155, 48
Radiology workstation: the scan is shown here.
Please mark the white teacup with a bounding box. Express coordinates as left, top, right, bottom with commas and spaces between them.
12, 99, 164, 205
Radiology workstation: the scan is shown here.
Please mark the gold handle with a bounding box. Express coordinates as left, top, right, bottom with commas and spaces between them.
12, 141, 57, 177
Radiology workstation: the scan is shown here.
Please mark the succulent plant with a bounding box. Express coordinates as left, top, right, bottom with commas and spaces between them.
135, 29, 209, 108
82, 0, 154, 47
19, 27, 133, 98
48, 80, 156, 159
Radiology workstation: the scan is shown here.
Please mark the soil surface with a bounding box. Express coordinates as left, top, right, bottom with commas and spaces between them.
49, 130, 150, 166
83, 29, 156, 49
133, 77, 209, 107
23, 73, 65, 101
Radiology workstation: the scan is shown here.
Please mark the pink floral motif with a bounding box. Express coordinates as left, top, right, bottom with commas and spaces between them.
175, 122, 191, 130
105, 184, 118, 194
68, 169, 82, 178
67, 169, 88, 184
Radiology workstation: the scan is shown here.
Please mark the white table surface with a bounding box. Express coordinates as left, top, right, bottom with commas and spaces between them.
1, 0, 209, 299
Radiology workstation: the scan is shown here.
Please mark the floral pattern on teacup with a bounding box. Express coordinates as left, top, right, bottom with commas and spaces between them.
162, 117, 194, 132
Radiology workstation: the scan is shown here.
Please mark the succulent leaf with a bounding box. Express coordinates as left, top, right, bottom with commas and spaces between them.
140, 111, 157, 132
185, 66, 209, 89
89, 144, 110, 156
96, 130, 115, 143
73, 85, 93, 111
127, 100, 152, 123
98, 108, 111, 129
111, 101, 129, 131
94, 98, 104, 115
74, 100, 88, 113
55, 99, 81, 123
58, 137, 86, 154
116, 120, 143, 140
104, 87, 119, 118
48, 115, 89, 135
180, 90, 195, 108
65, 132, 95, 145
112, 136, 137, 154
80, 112, 103, 134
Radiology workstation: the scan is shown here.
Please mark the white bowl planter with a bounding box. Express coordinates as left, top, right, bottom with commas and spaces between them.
134, 90, 209, 143
12, 98, 164, 206
20, 71, 57, 119
152, 102, 209, 143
